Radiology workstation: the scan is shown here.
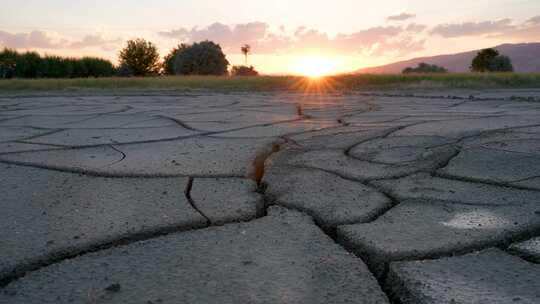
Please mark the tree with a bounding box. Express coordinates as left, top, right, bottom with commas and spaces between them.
163, 44, 189, 75
173, 41, 229, 75
241, 44, 251, 65
119, 38, 161, 76
0, 48, 18, 79
488, 55, 514, 72
116, 63, 134, 77
14, 51, 41, 78
231, 65, 259, 76
470, 48, 513, 72
402, 62, 447, 74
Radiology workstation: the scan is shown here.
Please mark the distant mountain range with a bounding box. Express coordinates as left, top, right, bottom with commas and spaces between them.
356, 43, 540, 74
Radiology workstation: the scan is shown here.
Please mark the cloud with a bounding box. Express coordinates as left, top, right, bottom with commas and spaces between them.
158, 22, 269, 52
282, 24, 423, 56
0, 30, 121, 51
490, 23, 540, 41
526, 16, 540, 25
430, 19, 514, 37
0, 30, 68, 49
157, 28, 189, 39
372, 37, 425, 57
387, 13, 416, 21
337, 26, 403, 46
406, 23, 427, 33
69, 34, 121, 50
157, 22, 422, 57
429, 16, 540, 41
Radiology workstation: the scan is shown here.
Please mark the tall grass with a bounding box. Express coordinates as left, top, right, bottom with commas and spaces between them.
1, 73, 540, 92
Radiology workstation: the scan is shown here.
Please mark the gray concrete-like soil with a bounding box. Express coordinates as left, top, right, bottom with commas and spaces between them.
1, 90, 540, 303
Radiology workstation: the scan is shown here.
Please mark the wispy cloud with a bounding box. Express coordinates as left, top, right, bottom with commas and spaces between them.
69, 34, 121, 50
387, 13, 416, 21
0, 30, 68, 49
430, 19, 513, 37
490, 23, 540, 41
406, 23, 427, 33
526, 15, 540, 25
0, 30, 121, 51
429, 17, 540, 41
159, 22, 269, 49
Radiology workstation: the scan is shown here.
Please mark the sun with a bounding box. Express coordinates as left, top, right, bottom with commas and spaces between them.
292, 56, 339, 77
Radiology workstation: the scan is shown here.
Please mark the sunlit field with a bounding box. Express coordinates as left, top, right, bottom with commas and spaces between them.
1, 73, 540, 92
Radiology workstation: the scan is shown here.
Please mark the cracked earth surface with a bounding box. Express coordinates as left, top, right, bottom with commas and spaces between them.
1, 89, 540, 303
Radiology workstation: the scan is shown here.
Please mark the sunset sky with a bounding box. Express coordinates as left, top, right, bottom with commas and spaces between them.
1, 0, 539, 74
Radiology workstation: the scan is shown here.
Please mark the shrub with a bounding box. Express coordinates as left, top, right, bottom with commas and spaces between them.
471, 48, 514, 72
116, 63, 134, 77
0, 48, 115, 79
402, 62, 447, 74
81, 57, 116, 77
231, 65, 259, 76
118, 39, 161, 76
173, 41, 229, 75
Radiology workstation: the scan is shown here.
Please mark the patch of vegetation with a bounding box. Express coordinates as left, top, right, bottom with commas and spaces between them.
173, 41, 229, 75
2, 39, 254, 79
471, 48, 514, 72
1, 73, 540, 92
118, 39, 161, 76
231, 65, 259, 76
0, 48, 115, 79
403, 62, 447, 74
162, 44, 189, 75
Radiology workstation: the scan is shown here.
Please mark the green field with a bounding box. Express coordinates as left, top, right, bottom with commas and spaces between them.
1, 73, 540, 92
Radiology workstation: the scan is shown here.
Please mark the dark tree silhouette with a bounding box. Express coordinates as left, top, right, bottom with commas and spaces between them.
471, 48, 513, 72
241, 44, 251, 65
0, 48, 115, 79
0, 48, 17, 78
488, 55, 514, 72
118, 39, 161, 76
231, 65, 259, 76
163, 44, 189, 75
402, 62, 447, 74
173, 41, 229, 75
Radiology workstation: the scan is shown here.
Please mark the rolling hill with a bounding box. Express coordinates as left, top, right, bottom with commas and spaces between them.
356, 43, 540, 74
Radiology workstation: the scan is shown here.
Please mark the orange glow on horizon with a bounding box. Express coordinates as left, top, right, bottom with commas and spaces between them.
291, 56, 340, 77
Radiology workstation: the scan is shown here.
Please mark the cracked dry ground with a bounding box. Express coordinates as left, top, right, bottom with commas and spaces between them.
1, 90, 540, 304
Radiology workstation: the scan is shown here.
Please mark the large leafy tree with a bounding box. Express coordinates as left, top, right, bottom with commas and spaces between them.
119, 39, 161, 76
162, 44, 189, 75
471, 48, 513, 72
173, 41, 229, 75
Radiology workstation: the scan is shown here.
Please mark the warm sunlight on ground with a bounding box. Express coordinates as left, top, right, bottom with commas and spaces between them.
291, 56, 340, 77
